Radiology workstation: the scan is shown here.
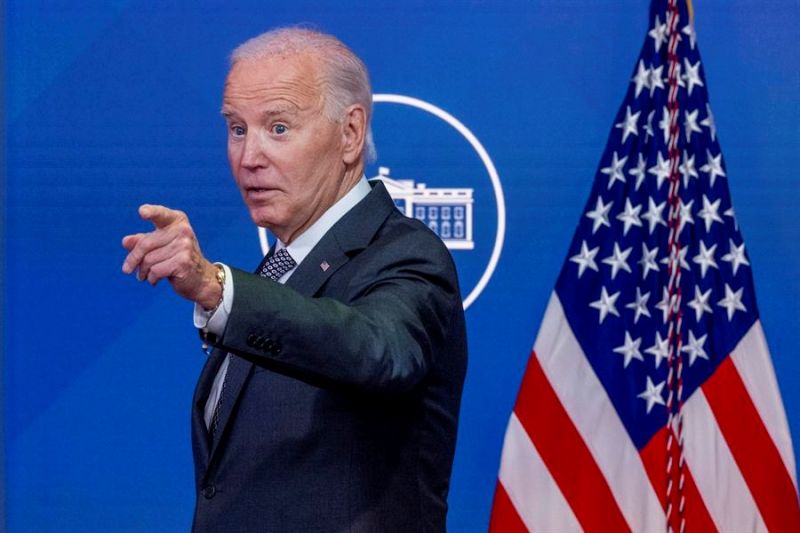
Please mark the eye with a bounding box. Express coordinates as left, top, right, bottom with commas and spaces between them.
230, 125, 246, 137
271, 124, 288, 135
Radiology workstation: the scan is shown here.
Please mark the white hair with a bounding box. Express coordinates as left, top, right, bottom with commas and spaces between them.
231, 27, 377, 162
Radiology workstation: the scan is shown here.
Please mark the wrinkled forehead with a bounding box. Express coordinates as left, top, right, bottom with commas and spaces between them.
223, 53, 326, 112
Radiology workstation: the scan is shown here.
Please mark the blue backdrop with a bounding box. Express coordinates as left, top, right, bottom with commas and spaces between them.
4, 1, 799, 531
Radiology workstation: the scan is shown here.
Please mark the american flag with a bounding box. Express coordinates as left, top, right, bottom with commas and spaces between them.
489, 1, 800, 531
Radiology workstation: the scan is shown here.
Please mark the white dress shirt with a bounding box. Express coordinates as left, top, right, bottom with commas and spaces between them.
195, 177, 372, 429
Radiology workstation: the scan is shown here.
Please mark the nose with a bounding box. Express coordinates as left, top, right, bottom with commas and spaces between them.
239, 132, 267, 170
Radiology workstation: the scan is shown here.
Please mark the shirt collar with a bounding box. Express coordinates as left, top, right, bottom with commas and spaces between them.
275, 176, 371, 268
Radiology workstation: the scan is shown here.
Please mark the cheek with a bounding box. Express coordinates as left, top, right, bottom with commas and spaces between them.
227, 144, 240, 173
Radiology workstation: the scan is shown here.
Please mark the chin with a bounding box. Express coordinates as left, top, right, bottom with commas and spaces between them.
247, 206, 281, 232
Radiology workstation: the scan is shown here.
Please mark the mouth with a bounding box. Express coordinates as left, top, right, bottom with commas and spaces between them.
244, 187, 278, 201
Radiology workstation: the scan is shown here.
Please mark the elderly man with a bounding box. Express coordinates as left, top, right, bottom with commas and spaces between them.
121, 27, 467, 532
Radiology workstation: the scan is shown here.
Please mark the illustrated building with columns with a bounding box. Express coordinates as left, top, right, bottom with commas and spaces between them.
371, 167, 474, 250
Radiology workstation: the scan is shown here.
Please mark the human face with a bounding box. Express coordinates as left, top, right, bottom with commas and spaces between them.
222, 53, 353, 244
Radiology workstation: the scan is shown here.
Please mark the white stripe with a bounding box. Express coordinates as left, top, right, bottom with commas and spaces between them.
534, 293, 665, 532
682, 388, 768, 532
729, 320, 798, 492
498, 413, 583, 533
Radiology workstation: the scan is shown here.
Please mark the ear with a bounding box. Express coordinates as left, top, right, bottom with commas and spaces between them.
341, 104, 367, 165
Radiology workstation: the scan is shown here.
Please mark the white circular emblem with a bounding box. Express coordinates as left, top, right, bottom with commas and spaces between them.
371, 94, 506, 310
258, 94, 506, 311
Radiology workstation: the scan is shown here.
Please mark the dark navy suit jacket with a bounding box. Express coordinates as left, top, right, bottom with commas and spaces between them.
191, 182, 468, 532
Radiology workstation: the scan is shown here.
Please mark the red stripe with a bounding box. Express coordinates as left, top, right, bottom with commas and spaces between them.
513, 352, 631, 533
489, 482, 529, 533
703, 357, 800, 532
640, 426, 718, 532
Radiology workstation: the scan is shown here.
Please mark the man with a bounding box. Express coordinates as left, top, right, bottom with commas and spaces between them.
121, 27, 467, 532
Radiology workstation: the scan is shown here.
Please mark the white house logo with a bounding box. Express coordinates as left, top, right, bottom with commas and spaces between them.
259, 94, 505, 310
372, 166, 474, 250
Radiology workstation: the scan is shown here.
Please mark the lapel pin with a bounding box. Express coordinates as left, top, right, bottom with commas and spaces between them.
320, 261, 330, 272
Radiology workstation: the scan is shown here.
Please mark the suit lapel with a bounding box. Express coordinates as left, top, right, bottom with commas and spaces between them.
284, 180, 396, 295
284, 233, 348, 296
208, 352, 253, 458
192, 347, 226, 469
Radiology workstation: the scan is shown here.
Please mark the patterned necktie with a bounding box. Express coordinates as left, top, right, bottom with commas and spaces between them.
210, 248, 297, 437
256, 247, 297, 281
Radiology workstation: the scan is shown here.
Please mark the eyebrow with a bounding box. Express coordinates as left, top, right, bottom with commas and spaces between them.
220, 103, 299, 119
260, 104, 299, 118
220, 106, 238, 118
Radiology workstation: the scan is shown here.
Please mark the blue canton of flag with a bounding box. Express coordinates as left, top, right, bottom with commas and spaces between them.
492, 1, 799, 531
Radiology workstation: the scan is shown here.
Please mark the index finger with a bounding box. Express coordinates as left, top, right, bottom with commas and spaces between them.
139, 204, 185, 229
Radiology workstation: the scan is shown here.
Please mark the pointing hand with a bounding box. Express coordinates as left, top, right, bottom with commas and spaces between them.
122, 204, 221, 309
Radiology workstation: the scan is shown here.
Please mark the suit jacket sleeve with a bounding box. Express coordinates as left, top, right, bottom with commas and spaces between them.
213, 225, 461, 394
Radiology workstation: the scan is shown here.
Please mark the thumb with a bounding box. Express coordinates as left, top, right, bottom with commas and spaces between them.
121, 233, 145, 251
